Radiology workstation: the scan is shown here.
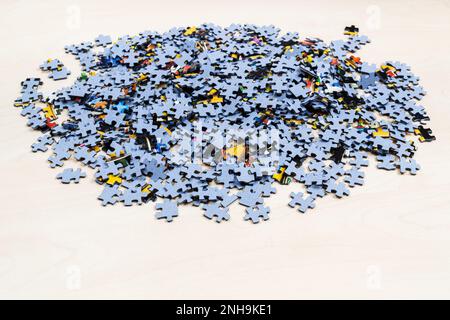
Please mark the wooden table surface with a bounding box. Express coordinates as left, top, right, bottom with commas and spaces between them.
1, 0, 449, 299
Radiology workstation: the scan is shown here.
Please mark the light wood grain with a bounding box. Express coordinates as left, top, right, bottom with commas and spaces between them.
0, 0, 449, 299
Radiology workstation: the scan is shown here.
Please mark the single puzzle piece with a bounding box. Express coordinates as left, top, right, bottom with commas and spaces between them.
326, 180, 350, 198
155, 200, 179, 222
288, 192, 316, 213
344, 167, 365, 187
40, 59, 64, 71
414, 126, 436, 142
95, 34, 112, 47
98, 185, 121, 206
56, 168, 86, 184
49, 67, 71, 80
31, 134, 54, 152
244, 205, 270, 223
376, 154, 397, 171
237, 189, 264, 207
398, 157, 421, 175
203, 203, 230, 223
120, 187, 144, 206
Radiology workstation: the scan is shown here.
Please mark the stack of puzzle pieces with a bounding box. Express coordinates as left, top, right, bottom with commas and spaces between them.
14, 24, 435, 223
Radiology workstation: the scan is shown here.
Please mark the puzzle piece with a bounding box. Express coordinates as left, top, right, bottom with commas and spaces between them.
98, 185, 121, 206
398, 157, 421, 175
288, 192, 316, 213
56, 168, 86, 184
95, 34, 112, 47
203, 203, 230, 223
40, 59, 64, 71
414, 126, 436, 142
244, 205, 270, 223
344, 168, 365, 187
326, 180, 350, 198
49, 67, 71, 80
155, 200, 179, 222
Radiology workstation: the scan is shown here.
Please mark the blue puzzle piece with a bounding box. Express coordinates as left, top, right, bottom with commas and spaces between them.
155, 200, 179, 222
56, 168, 86, 184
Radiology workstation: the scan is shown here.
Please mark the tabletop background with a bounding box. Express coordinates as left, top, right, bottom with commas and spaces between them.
1, 0, 449, 299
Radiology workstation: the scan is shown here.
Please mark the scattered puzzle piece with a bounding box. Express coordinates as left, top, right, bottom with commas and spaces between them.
289, 192, 316, 213
203, 204, 230, 223
244, 205, 270, 223
56, 168, 86, 184
155, 200, 178, 222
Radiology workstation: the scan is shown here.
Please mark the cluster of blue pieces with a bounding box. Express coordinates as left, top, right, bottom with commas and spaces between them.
14, 24, 434, 223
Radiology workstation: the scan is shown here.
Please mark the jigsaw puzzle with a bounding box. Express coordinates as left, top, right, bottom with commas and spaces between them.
14, 24, 435, 223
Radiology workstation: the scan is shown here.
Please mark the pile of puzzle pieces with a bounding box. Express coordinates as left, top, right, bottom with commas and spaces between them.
14, 24, 435, 223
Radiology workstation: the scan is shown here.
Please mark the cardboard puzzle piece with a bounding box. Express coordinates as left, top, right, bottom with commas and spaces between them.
56, 168, 86, 184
